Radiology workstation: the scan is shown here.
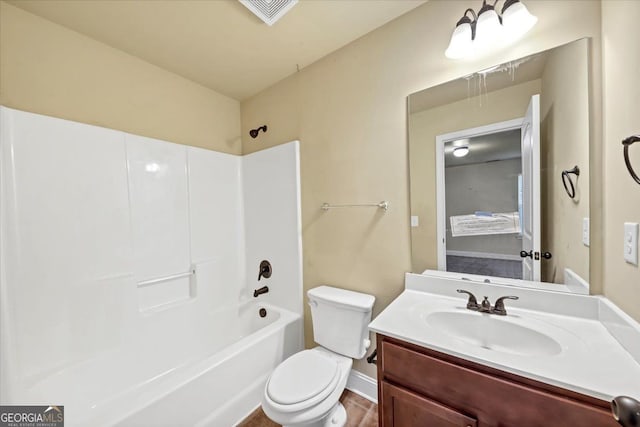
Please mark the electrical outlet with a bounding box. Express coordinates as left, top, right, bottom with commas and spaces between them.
582, 217, 590, 246
411, 215, 419, 228
624, 222, 639, 266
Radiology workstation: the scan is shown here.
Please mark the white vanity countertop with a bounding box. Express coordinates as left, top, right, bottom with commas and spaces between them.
369, 273, 640, 402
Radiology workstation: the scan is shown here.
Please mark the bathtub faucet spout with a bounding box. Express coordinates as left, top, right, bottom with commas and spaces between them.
253, 286, 269, 298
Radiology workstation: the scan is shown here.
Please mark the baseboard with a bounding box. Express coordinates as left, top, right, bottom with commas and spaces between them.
346, 370, 378, 404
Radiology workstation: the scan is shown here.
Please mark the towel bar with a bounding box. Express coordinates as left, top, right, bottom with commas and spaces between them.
321, 201, 388, 211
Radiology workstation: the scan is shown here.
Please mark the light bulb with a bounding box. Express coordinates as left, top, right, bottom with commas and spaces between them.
445, 20, 474, 59
453, 147, 469, 157
474, 7, 502, 50
502, 0, 538, 40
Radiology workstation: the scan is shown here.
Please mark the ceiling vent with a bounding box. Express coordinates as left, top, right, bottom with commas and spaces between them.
239, 0, 298, 26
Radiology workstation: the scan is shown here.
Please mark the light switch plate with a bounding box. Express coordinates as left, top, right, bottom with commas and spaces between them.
411, 216, 419, 228
624, 222, 639, 266
582, 217, 590, 246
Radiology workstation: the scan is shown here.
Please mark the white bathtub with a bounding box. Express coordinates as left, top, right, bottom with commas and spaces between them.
21, 302, 301, 427
103, 302, 301, 427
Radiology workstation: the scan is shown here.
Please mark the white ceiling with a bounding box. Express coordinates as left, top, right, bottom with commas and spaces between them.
9, 0, 426, 101
445, 129, 522, 168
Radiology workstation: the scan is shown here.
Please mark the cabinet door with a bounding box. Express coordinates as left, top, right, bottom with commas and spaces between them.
381, 381, 477, 427
380, 339, 618, 427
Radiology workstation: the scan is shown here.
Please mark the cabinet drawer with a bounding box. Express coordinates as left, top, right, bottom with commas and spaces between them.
382, 381, 477, 427
381, 340, 617, 427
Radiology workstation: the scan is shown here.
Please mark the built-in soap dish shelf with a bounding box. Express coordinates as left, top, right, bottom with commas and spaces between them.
139, 294, 197, 315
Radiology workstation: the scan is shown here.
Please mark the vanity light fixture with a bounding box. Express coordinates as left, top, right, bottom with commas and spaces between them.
445, 0, 538, 59
453, 146, 470, 157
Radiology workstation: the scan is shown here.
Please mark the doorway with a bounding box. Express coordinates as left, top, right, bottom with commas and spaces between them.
436, 119, 526, 280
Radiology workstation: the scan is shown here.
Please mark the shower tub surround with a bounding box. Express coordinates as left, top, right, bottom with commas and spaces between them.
0, 107, 303, 426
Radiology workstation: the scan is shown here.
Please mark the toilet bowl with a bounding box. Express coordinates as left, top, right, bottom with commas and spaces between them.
261, 286, 375, 427
262, 347, 352, 427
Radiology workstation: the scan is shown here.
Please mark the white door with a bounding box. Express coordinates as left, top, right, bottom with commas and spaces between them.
521, 95, 541, 281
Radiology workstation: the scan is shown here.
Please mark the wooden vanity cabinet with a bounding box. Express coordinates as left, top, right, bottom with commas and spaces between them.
376, 334, 618, 427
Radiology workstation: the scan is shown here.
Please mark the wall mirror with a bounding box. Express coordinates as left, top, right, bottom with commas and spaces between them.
408, 38, 590, 293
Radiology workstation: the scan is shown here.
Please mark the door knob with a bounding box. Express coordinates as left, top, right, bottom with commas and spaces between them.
520, 250, 533, 258
541, 251, 552, 259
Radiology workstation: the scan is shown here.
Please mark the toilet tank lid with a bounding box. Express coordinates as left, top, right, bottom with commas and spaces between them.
308, 286, 375, 312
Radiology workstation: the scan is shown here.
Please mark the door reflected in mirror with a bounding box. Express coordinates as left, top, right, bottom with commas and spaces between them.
409, 38, 590, 293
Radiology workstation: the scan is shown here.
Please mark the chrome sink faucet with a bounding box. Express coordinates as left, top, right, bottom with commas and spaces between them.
456, 290, 519, 316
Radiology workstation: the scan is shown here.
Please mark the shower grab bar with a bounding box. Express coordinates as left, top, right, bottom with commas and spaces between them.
137, 268, 196, 288
321, 201, 388, 211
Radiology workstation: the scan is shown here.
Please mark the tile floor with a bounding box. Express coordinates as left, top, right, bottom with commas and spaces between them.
237, 390, 378, 427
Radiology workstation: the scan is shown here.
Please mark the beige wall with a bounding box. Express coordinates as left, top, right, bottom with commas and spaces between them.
0, 2, 241, 154
3, 0, 633, 383
4, 0, 636, 387
540, 39, 590, 283
241, 0, 603, 377
409, 80, 540, 273
602, 1, 640, 321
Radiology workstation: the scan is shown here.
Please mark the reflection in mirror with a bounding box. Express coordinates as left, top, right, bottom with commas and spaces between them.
443, 128, 523, 279
408, 38, 590, 293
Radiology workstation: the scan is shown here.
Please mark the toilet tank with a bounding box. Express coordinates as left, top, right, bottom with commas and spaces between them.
307, 286, 375, 359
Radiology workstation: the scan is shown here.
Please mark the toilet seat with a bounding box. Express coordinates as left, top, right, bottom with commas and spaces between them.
265, 350, 340, 413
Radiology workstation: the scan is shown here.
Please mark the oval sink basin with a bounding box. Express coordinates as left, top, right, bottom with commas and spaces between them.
425, 311, 562, 357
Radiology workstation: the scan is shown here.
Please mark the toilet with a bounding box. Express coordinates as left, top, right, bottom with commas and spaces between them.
262, 286, 375, 427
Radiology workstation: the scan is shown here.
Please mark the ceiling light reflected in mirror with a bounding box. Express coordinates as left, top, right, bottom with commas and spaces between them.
453, 146, 470, 157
